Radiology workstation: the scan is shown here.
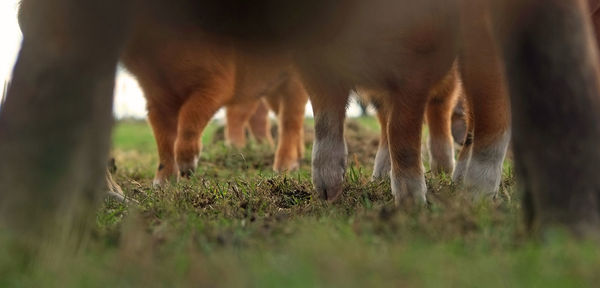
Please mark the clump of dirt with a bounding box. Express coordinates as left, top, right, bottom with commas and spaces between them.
211, 118, 381, 169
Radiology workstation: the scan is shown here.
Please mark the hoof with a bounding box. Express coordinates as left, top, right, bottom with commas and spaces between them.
312, 159, 346, 203
391, 174, 427, 205
179, 168, 195, 179
176, 155, 199, 179
153, 163, 178, 186
372, 144, 391, 180
317, 184, 343, 203
273, 158, 300, 172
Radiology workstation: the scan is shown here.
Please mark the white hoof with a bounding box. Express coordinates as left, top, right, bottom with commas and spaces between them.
372, 144, 391, 179
463, 132, 510, 198
312, 137, 347, 201
391, 173, 427, 205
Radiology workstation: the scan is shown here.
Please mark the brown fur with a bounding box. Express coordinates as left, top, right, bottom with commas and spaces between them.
226, 92, 307, 170
6, 0, 600, 238
234, 99, 274, 148
292, 1, 461, 202
121, 5, 308, 183
449, 94, 469, 145
459, 0, 510, 147
357, 63, 462, 177
451, 0, 511, 197
300, 2, 510, 200
225, 100, 269, 149
426, 64, 463, 175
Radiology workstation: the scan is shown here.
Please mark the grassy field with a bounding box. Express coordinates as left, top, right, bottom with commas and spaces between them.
2, 117, 599, 287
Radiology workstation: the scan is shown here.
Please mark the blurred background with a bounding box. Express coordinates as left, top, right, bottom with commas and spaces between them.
0, 0, 369, 119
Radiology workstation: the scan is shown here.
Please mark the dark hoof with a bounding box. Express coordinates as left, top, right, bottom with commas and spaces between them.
318, 187, 343, 203
180, 169, 194, 178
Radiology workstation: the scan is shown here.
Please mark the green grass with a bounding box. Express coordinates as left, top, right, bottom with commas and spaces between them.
1, 117, 599, 287
112, 119, 220, 154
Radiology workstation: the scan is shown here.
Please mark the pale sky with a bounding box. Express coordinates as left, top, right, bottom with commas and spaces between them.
0, 0, 20, 81
0, 2, 365, 119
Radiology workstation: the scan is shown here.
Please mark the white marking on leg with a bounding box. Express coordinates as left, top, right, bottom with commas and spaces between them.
452, 146, 471, 183
177, 155, 199, 177
464, 130, 510, 198
372, 143, 391, 179
152, 177, 164, 187
312, 116, 347, 201
391, 171, 427, 205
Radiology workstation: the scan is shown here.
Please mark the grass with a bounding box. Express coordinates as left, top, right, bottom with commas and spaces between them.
1, 117, 599, 287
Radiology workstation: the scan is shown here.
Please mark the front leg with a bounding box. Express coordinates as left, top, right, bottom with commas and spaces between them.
268, 74, 309, 172
426, 65, 460, 176
225, 99, 261, 148
491, 0, 600, 232
175, 78, 233, 177
388, 90, 430, 205
308, 85, 349, 202
458, 1, 511, 198
247, 99, 275, 147
147, 99, 179, 186
1, 0, 131, 238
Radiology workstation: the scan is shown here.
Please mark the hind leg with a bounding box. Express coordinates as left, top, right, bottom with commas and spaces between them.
372, 100, 392, 179
147, 98, 179, 185
451, 96, 468, 145
426, 65, 460, 175
225, 99, 261, 148
175, 78, 233, 177
248, 99, 274, 147
266, 93, 306, 164
452, 116, 474, 184
267, 75, 308, 171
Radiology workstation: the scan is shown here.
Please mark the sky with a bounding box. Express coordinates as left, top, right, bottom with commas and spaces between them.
0, 0, 20, 82
0, 1, 365, 119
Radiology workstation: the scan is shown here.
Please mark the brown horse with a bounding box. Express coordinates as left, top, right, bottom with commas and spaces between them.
356, 64, 463, 180
3, 0, 599, 238
226, 99, 274, 149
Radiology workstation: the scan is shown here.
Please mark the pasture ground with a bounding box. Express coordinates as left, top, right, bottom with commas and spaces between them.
1, 117, 599, 287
